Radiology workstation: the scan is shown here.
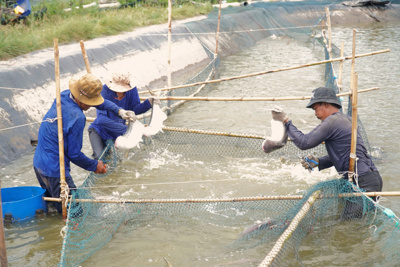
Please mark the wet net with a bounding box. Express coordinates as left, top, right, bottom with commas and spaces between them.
59, 2, 398, 266
61, 169, 400, 266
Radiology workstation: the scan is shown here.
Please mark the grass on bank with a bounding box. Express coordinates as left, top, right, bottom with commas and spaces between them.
0, 0, 214, 61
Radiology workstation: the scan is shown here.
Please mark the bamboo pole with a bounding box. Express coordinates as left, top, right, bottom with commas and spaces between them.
89, 87, 378, 123
349, 29, 358, 182
79, 40, 91, 74
0, 182, 8, 267
349, 73, 358, 182
54, 39, 67, 219
87, 86, 378, 123
259, 190, 321, 267
215, 0, 222, 57
349, 73, 359, 181
338, 41, 344, 92
138, 87, 378, 102
138, 49, 390, 95
43, 190, 400, 204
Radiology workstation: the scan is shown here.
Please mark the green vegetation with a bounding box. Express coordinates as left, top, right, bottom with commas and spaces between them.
0, 0, 214, 60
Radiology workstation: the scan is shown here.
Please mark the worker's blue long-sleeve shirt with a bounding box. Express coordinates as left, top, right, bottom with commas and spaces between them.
285, 112, 377, 177
88, 84, 151, 141
33, 90, 120, 177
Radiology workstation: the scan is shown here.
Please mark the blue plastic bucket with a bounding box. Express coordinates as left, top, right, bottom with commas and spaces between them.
1, 186, 47, 221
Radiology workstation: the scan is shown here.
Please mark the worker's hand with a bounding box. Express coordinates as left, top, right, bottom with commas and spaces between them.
148, 96, 161, 107
271, 106, 288, 123
95, 160, 107, 174
119, 109, 136, 122
301, 155, 319, 172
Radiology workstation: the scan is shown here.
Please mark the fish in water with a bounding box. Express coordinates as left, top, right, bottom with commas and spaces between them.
239, 218, 273, 237
240, 217, 291, 237
143, 104, 167, 137
114, 120, 145, 150
262, 119, 288, 153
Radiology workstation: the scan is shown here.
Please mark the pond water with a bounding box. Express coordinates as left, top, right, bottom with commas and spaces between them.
0, 22, 399, 266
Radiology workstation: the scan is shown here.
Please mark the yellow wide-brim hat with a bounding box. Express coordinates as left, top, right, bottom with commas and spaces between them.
69, 73, 104, 106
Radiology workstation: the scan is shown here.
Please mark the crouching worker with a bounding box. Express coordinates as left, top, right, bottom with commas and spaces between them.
1, 0, 31, 25
33, 73, 135, 214
271, 87, 383, 220
88, 72, 160, 159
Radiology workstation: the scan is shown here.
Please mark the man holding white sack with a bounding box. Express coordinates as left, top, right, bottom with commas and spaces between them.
271, 87, 382, 219
88, 72, 160, 159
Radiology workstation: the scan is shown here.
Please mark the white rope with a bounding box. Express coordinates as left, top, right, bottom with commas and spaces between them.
60, 182, 70, 208
60, 194, 75, 264
0, 117, 59, 132
0, 86, 31, 91
362, 195, 400, 244
123, 25, 323, 37
352, 156, 360, 188
43, 117, 59, 123
362, 225, 377, 244
60, 225, 67, 239
0, 121, 39, 132
60, 193, 73, 239
77, 178, 241, 190
120, 198, 127, 207
45, 179, 241, 197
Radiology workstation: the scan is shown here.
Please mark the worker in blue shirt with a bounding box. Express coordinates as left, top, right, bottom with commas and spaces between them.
1, 0, 31, 25
33, 73, 135, 214
13, 0, 31, 19
88, 72, 160, 159
271, 87, 383, 219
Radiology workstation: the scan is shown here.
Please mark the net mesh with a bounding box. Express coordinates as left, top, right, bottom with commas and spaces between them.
62, 171, 400, 266
59, 3, 398, 266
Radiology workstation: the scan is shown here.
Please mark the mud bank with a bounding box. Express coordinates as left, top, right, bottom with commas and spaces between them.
0, 1, 399, 166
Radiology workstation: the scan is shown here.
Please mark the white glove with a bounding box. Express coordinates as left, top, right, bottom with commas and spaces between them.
148, 96, 161, 107
118, 109, 136, 122
271, 106, 288, 123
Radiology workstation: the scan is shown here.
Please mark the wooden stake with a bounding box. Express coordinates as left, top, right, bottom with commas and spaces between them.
54, 39, 67, 219
80, 40, 92, 74
0, 182, 8, 267
138, 49, 390, 95
349, 29, 358, 182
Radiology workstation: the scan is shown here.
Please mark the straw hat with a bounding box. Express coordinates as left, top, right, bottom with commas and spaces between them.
306, 87, 342, 109
69, 74, 104, 106
106, 73, 132, 93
